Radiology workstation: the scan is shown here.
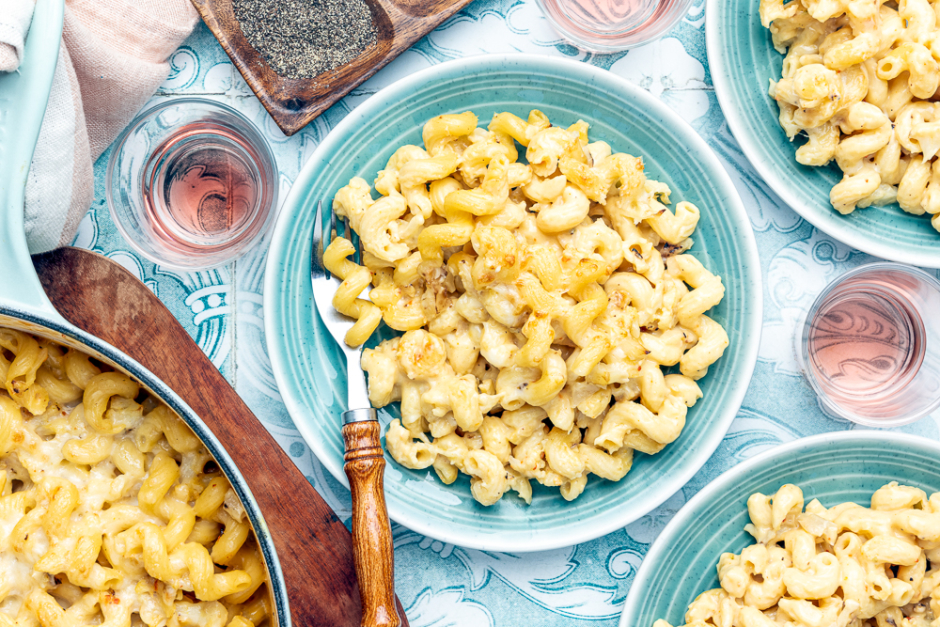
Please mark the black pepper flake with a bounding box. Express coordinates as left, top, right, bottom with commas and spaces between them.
232, 0, 378, 80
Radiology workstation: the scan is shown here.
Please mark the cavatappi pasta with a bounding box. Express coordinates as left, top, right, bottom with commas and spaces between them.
0, 327, 271, 627
760, 0, 940, 229
655, 483, 940, 627
324, 110, 729, 506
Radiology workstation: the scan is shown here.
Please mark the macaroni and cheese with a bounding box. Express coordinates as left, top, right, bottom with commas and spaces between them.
655, 482, 940, 627
760, 0, 940, 230
324, 110, 729, 506
0, 328, 271, 627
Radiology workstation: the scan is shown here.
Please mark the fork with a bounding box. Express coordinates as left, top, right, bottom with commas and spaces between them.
311, 200, 401, 627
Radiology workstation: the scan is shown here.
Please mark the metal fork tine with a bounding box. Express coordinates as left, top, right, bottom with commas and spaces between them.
328, 204, 337, 248
311, 200, 325, 278
342, 217, 360, 264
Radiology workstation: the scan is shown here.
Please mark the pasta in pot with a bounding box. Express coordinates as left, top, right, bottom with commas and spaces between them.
0, 327, 271, 627
324, 110, 729, 506
655, 482, 940, 627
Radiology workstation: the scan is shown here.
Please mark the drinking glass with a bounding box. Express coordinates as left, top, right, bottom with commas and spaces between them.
535, 0, 694, 52
107, 98, 277, 270
798, 262, 940, 427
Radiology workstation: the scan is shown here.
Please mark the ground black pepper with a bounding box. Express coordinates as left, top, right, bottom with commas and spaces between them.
232, 0, 378, 80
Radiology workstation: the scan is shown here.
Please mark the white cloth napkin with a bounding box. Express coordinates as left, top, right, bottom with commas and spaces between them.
1, 0, 199, 253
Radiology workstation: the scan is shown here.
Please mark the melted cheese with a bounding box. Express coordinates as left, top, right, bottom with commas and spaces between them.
0, 330, 270, 627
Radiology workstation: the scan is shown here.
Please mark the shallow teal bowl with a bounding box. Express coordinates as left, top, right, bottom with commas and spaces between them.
264, 54, 762, 552
707, 0, 940, 267
620, 431, 940, 626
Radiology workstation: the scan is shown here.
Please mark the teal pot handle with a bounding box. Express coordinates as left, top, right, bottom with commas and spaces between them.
0, 0, 67, 322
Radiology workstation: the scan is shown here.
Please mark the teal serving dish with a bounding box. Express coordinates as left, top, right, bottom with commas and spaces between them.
264, 55, 761, 551
707, 0, 940, 267
620, 431, 940, 626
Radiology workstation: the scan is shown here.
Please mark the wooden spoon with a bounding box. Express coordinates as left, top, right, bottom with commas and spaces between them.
33, 246, 410, 627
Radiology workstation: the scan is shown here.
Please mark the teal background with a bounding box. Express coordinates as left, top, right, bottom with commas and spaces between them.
75, 3, 940, 624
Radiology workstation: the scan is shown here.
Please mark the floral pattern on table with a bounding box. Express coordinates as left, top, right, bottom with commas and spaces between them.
82, 3, 940, 624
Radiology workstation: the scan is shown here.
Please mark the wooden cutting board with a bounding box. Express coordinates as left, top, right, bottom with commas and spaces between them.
190, 0, 475, 135
33, 246, 409, 627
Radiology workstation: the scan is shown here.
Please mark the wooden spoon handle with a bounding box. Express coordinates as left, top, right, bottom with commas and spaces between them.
342, 418, 400, 627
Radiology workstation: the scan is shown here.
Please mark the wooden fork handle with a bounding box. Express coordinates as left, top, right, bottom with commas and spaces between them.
342, 416, 401, 627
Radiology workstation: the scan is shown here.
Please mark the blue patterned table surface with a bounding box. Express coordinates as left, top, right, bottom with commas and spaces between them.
80, 3, 940, 624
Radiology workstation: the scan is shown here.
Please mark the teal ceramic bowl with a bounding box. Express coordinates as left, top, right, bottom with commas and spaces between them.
707, 0, 940, 267
620, 431, 940, 626
263, 55, 762, 551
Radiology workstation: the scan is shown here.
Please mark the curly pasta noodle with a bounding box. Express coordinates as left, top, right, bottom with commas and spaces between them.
324, 110, 729, 506
0, 327, 271, 627
656, 483, 940, 627
760, 0, 940, 229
